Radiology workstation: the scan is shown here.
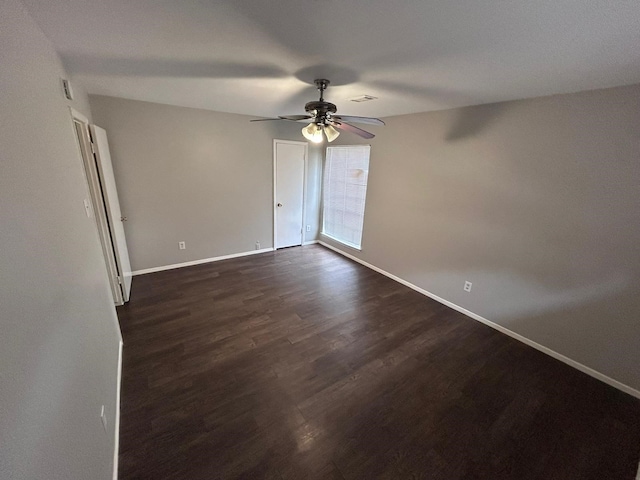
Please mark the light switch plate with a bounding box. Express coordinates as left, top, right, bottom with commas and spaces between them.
83, 199, 92, 218
100, 405, 107, 432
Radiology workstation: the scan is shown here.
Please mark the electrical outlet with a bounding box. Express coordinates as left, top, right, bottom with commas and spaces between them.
464, 281, 472, 292
100, 405, 107, 432
306, 225, 311, 232
255, 241, 261, 250
179, 241, 186, 250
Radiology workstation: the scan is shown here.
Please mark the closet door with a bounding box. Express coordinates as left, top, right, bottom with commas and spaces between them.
90, 125, 132, 302
274, 140, 306, 249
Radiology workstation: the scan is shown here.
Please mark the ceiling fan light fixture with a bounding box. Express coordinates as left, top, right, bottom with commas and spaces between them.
302, 123, 323, 143
324, 124, 340, 142
255, 79, 381, 140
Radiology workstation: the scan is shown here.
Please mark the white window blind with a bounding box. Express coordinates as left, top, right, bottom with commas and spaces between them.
322, 145, 370, 249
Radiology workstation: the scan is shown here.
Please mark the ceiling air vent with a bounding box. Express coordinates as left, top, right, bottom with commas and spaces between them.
350, 95, 378, 103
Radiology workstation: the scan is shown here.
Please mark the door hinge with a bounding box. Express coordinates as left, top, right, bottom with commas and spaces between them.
117, 276, 122, 285
90, 141, 96, 154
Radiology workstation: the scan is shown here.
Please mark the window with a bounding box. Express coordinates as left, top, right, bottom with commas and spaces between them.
322, 145, 370, 249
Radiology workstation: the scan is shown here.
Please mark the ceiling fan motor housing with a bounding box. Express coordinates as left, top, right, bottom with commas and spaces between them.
305, 78, 337, 124
305, 101, 337, 124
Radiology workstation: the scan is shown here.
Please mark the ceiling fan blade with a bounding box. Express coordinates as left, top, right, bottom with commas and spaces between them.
279, 115, 313, 122
332, 115, 385, 126
332, 121, 375, 139
250, 115, 313, 123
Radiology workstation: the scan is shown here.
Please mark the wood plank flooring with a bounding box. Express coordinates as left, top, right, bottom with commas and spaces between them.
116, 245, 640, 480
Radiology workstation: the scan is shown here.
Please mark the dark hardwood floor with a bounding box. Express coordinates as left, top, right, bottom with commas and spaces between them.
116, 245, 640, 480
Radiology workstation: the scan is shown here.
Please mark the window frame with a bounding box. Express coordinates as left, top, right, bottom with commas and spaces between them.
321, 144, 371, 250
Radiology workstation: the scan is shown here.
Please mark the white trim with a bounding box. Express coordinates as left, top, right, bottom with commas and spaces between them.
112, 340, 123, 480
303, 240, 319, 246
69, 106, 89, 124
636, 459, 640, 480
132, 248, 274, 276
273, 140, 277, 250
320, 232, 362, 251
318, 240, 640, 400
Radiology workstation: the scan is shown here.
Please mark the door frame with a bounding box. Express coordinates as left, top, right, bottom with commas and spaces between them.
69, 107, 125, 305
273, 139, 308, 250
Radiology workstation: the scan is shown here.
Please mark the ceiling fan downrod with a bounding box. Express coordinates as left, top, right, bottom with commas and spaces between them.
315, 78, 329, 102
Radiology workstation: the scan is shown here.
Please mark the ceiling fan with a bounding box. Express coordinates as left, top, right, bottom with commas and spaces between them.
251, 79, 384, 143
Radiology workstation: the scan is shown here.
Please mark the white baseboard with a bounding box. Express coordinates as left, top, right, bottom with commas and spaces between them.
318, 241, 640, 400
113, 340, 123, 480
132, 248, 275, 276
303, 240, 319, 245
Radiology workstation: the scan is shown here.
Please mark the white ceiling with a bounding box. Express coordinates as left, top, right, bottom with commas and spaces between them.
23, 0, 640, 118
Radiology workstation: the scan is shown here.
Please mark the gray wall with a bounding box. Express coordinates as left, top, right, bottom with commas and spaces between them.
322, 84, 640, 392
89, 95, 322, 272
0, 1, 122, 479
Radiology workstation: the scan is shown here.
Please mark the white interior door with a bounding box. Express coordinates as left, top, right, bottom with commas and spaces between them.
90, 125, 132, 302
274, 140, 306, 249
72, 116, 123, 305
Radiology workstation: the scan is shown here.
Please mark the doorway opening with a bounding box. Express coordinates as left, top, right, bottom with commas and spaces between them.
70, 108, 132, 305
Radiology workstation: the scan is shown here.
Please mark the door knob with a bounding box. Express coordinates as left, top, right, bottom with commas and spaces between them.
277, 203, 283, 207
